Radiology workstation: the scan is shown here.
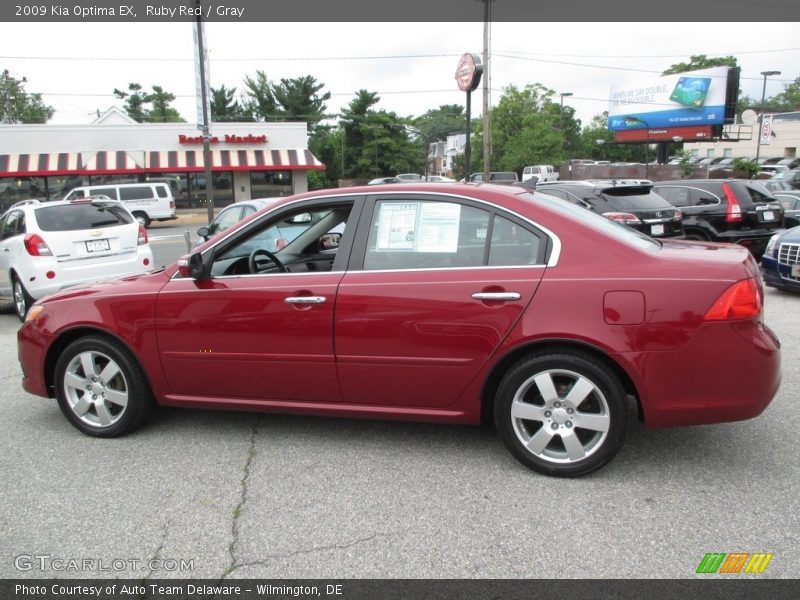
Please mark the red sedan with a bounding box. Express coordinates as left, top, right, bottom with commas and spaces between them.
17, 183, 781, 477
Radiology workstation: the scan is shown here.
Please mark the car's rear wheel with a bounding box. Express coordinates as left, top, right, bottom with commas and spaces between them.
54, 336, 154, 437
12, 275, 33, 322
494, 351, 627, 477
683, 230, 709, 241
132, 211, 150, 228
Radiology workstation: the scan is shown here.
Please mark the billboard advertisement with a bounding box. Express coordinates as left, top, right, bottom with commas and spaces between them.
608, 66, 732, 131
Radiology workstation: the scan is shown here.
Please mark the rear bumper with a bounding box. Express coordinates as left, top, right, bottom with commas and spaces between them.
20, 249, 154, 301
623, 319, 781, 429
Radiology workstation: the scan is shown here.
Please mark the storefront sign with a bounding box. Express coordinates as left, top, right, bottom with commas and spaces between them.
178, 134, 269, 145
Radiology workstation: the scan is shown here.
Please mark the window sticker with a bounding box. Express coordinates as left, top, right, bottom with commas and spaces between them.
375, 202, 461, 253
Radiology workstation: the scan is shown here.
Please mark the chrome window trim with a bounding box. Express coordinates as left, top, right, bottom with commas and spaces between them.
197, 189, 563, 268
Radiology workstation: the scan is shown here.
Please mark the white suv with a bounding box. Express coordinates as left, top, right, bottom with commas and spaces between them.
0, 198, 154, 320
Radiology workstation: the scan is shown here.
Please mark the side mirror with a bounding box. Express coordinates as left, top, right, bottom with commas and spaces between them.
196, 226, 210, 241
177, 252, 206, 279
319, 232, 341, 250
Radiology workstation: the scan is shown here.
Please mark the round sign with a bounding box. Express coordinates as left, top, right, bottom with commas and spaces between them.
455, 53, 483, 92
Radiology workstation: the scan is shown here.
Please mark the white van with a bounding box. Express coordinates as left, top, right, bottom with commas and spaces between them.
522, 165, 559, 183
64, 183, 176, 228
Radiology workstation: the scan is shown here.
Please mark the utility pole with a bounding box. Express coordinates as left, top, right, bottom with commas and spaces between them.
482, 0, 491, 182
194, 0, 214, 223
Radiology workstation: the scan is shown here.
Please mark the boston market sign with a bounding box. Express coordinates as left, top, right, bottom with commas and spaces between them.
178, 133, 268, 145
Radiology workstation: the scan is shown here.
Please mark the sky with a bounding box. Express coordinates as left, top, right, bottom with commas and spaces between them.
1, 22, 798, 129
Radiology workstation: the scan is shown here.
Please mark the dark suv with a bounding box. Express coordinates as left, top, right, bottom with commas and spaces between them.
652, 179, 784, 258
534, 180, 683, 238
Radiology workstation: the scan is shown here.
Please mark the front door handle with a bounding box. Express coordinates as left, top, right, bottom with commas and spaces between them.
284, 296, 327, 305
471, 292, 521, 301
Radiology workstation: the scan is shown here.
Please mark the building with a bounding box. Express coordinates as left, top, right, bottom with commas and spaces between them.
687, 111, 800, 163
0, 107, 325, 211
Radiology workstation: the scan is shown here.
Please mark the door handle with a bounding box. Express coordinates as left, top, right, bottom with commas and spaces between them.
471, 292, 521, 301
284, 296, 327, 305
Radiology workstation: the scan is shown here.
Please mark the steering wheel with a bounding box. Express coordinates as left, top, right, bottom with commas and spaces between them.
248, 248, 287, 273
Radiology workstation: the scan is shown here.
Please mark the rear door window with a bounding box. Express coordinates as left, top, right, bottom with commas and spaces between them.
119, 186, 155, 201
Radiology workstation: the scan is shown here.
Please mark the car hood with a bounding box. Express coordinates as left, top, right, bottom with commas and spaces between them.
34, 267, 170, 306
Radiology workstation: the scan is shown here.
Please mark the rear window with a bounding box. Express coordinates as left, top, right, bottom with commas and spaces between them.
599, 186, 672, 210
34, 202, 133, 231
529, 191, 660, 253
730, 181, 775, 206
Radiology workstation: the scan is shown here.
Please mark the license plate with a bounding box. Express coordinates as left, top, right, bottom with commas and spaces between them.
762, 211, 775, 221
793, 264, 800, 277
85, 239, 110, 252
650, 224, 665, 236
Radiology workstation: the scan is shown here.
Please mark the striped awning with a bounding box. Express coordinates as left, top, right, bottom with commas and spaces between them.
0, 149, 325, 177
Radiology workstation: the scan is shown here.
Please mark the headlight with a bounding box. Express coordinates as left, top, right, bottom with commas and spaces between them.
764, 234, 780, 258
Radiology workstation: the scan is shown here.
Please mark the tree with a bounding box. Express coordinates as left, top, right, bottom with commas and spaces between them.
242, 70, 279, 121
773, 76, 800, 112
662, 54, 738, 76
271, 75, 330, 126
0, 70, 54, 123
210, 84, 245, 122
148, 86, 184, 122
339, 90, 419, 179
113, 83, 184, 123
413, 104, 464, 144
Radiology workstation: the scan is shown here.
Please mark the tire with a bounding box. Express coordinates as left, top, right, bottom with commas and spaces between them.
494, 351, 627, 477
12, 275, 33, 322
54, 335, 155, 437
133, 211, 151, 228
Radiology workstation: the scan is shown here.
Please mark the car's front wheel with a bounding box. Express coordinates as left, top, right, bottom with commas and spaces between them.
494, 351, 627, 477
54, 336, 154, 437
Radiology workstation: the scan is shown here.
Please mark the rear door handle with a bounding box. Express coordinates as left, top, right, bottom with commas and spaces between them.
471, 292, 521, 301
284, 296, 327, 305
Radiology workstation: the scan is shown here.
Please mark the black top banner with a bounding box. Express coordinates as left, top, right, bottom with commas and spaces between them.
2, 0, 800, 22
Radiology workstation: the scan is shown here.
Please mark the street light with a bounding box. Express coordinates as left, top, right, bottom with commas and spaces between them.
755, 70, 781, 163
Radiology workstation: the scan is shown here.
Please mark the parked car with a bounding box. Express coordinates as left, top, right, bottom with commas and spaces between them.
773, 193, 800, 228
395, 173, 424, 182
651, 179, 784, 257
17, 183, 780, 477
368, 177, 401, 185
425, 175, 456, 183
64, 182, 177, 228
759, 165, 789, 177
194, 198, 278, 247
770, 168, 800, 190
534, 180, 683, 238
0, 198, 153, 320
761, 225, 800, 292
522, 165, 559, 183
470, 171, 519, 184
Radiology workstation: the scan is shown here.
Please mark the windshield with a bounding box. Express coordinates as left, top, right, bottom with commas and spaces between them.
600, 186, 672, 210
35, 202, 133, 231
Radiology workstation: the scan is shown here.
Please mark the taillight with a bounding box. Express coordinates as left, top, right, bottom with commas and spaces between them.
138, 225, 148, 246
603, 212, 641, 225
705, 278, 762, 321
23, 234, 53, 256
722, 182, 742, 223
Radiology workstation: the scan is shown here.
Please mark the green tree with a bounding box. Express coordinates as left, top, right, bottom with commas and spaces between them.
773, 76, 800, 112
413, 104, 464, 144
210, 84, 245, 122
662, 54, 738, 75
113, 83, 184, 123
0, 70, 54, 123
148, 86, 184, 122
271, 75, 331, 127
579, 112, 643, 163
113, 83, 151, 122
242, 70, 279, 121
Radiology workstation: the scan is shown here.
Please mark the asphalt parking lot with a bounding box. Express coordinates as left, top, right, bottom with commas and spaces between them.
0, 287, 798, 581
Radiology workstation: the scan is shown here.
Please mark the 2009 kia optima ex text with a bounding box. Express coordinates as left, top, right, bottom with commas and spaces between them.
17, 182, 782, 477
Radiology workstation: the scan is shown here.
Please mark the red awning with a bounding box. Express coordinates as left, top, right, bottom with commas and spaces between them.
0, 149, 325, 177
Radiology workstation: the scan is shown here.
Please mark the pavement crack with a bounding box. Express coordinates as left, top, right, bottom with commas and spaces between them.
224, 416, 260, 577
227, 532, 389, 575
140, 514, 172, 583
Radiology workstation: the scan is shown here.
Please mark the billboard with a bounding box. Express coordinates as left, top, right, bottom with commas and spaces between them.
614, 125, 720, 143
608, 67, 733, 131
